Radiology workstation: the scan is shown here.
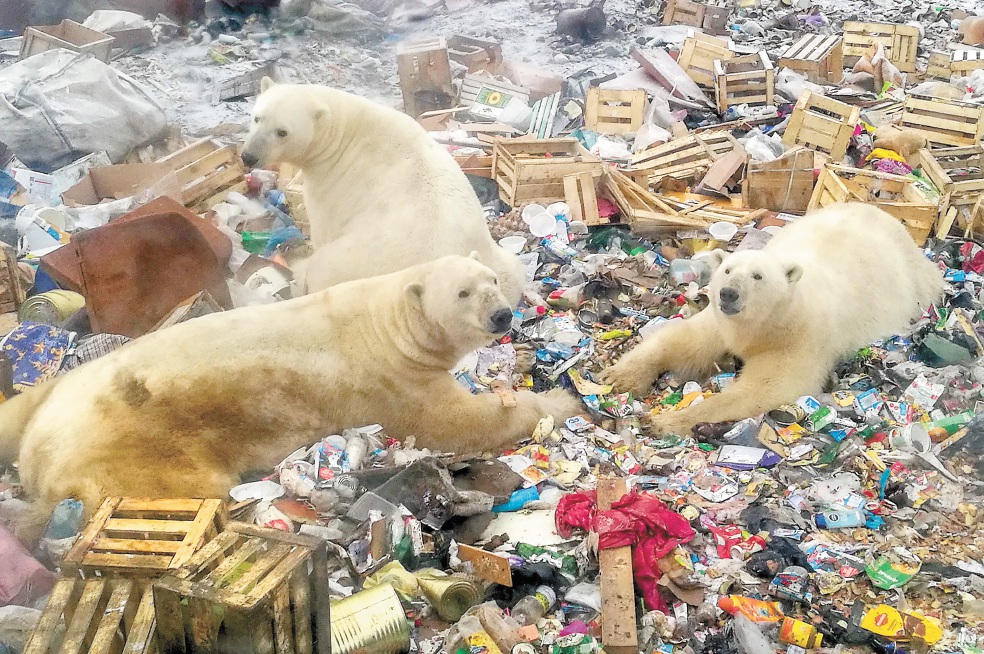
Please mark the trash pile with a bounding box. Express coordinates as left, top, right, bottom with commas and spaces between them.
3, 1, 984, 654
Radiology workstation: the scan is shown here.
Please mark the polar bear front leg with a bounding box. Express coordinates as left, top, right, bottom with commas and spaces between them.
599, 310, 727, 397
649, 352, 830, 436
400, 382, 583, 453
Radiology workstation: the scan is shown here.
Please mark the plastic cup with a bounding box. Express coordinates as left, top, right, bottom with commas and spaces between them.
546, 202, 572, 220
498, 235, 527, 254
762, 226, 783, 236
708, 221, 738, 242
529, 212, 558, 237
521, 204, 548, 224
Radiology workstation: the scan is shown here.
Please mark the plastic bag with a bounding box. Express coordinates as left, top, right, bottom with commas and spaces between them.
82, 10, 153, 32
775, 67, 825, 103
0, 49, 168, 172
632, 98, 673, 152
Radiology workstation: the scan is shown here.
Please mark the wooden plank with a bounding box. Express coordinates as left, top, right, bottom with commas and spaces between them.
23, 579, 76, 654
456, 544, 514, 586
244, 549, 311, 607
89, 537, 184, 554
80, 553, 176, 570
60, 580, 106, 654
116, 498, 205, 514
175, 530, 241, 580
226, 542, 293, 596
122, 586, 157, 654
64, 498, 122, 567
289, 567, 314, 654
272, 583, 296, 654
173, 498, 226, 569
104, 518, 193, 535
205, 537, 266, 587
88, 579, 133, 653
152, 585, 187, 654
173, 146, 234, 186
597, 478, 637, 654
309, 545, 332, 654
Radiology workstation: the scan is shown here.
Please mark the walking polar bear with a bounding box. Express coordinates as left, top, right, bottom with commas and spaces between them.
600, 203, 944, 435
0, 255, 581, 537
241, 79, 525, 303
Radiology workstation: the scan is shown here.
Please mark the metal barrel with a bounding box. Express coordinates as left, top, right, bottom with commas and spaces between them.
330, 583, 410, 654
17, 290, 85, 327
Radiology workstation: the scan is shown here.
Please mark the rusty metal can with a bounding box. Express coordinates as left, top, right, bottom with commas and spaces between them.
330, 583, 410, 654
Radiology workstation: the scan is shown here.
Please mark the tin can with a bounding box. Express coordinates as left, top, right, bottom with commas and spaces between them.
330, 583, 410, 654
415, 570, 482, 621
17, 290, 85, 327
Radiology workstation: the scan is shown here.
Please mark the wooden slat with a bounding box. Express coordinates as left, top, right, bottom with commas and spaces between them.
23, 579, 76, 654
89, 537, 184, 554
81, 553, 176, 570
272, 583, 296, 654
597, 479, 637, 654
60, 580, 106, 654
122, 586, 157, 654
152, 585, 187, 654
64, 498, 122, 567
116, 498, 205, 514
172, 498, 226, 569
226, 542, 293, 596
289, 567, 314, 654
205, 537, 266, 587
87, 580, 134, 653
175, 530, 241, 580
104, 518, 192, 535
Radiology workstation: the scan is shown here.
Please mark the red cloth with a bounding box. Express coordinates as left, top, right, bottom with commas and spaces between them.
555, 490, 695, 611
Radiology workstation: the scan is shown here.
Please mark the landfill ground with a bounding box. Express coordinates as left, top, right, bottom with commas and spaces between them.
3, 1, 984, 654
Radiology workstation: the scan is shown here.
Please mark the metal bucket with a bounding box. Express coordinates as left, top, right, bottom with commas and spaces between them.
17, 290, 85, 327
330, 583, 410, 654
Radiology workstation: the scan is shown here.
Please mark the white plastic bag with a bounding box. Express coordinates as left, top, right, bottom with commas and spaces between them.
0, 49, 168, 172
632, 97, 673, 152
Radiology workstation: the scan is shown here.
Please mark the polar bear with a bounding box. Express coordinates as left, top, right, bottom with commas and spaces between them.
600, 203, 944, 435
241, 79, 525, 304
0, 255, 580, 537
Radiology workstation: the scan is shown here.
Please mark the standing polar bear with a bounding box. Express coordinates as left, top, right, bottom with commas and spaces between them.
241, 79, 525, 303
600, 203, 944, 435
0, 255, 580, 534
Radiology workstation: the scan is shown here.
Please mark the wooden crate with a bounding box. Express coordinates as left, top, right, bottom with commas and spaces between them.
157, 139, 247, 212
396, 37, 454, 119
23, 577, 156, 654
859, 98, 904, 127
153, 522, 331, 654
778, 34, 843, 84
713, 52, 774, 114
842, 21, 919, 73
20, 20, 114, 62
742, 147, 815, 213
781, 90, 860, 161
678, 33, 733, 88
926, 49, 984, 81
62, 498, 227, 579
216, 63, 282, 103
910, 145, 984, 216
491, 138, 602, 206
584, 88, 647, 134
447, 35, 502, 73
629, 131, 740, 182
807, 164, 937, 245
564, 171, 603, 226
662, 0, 705, 27
899, 95, 984, 147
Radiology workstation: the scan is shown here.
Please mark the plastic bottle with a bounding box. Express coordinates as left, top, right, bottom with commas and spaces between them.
43, 499, 85, 540
491, 486, 539, 513
717, 595, 783, 623
343, 433, 368, 471
779, 617, 823, 648
814, 507, 865, 529
511, 585, 557, 626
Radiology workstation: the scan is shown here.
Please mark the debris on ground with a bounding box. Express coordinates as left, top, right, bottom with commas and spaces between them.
3, 0, 984, 653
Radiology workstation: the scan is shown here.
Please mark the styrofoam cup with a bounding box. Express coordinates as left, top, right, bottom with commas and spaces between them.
529, 213, 558, 237
708, 221, 738, 242
521, 204, 548, 224
498, 235, 527, 254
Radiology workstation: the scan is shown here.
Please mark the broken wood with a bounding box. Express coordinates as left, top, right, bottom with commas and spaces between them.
565, 171, 603, 226
457, 544, 513, 586
597, 478, 637, 654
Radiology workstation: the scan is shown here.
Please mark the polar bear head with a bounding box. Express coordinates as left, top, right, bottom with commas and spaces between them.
708, 250, 803, 320
405, 254, 514, 352
242, 78, 331, 168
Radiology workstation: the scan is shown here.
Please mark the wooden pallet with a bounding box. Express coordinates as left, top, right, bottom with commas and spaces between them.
62, 498, 227, 579
842, 21, 919, 73
678, 33, 733, 88
491, 138, 602, 206
781, 90, 860, 161
629, 131, 740, 183
584, 88, 647, 134
564, 171, 603, 225
910, 145, 984, 218
808, 164, 937, 245
714, 52, 774, 114
778, 34, 843, 84
24, 577, 157, 654
926, 49, 984, 81
157, 139, 247, 213
899, 95, 984, 147
153, 521, 331, 654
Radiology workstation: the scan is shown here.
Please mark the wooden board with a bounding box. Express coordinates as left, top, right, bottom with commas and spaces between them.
584, 87, 647, 134
597, 478, 637, 654
457, 544, 513, 586
630, 131, 739, 182
781, 90, 860, 160
564, 171, 604, 226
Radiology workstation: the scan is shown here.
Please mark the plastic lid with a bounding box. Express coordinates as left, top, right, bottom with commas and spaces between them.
814, 514, 827, 529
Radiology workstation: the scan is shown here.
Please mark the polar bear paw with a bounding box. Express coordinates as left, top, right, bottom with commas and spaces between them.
648, 410, 694, 437
539, 388, 583, 422
598, 359, 657, 398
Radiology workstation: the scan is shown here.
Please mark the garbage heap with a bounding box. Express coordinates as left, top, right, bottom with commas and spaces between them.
3, 2, 984, 654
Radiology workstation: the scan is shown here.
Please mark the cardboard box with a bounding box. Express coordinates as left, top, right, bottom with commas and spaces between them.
61, 163, 176, 206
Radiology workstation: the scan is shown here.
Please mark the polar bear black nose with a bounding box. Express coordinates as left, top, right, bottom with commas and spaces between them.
720, 288, 739, 304
242, 151, 259, 167
490, 308, 512, 333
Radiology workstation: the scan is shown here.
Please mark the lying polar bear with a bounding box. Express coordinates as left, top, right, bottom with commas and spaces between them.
0, 255, 580, 536
241, 78, 525, 304
600, 203, 944, 436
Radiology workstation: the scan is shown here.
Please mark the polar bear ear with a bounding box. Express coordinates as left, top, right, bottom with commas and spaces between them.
785, 263, 804, 284
260, 76, 277, 93
708, 249, 729, 268
469, 251, 482, 262
405, 283, 424, 306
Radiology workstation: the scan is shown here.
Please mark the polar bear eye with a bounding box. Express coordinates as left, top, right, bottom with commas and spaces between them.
459, 290, 470, 299
753, 273, 763, 281
276, 129, 288, 138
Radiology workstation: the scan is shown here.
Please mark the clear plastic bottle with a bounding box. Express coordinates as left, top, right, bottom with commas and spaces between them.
511, 585, 557, 626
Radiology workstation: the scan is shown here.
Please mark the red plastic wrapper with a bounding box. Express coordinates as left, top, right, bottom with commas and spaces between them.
555, 490, 695, 611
